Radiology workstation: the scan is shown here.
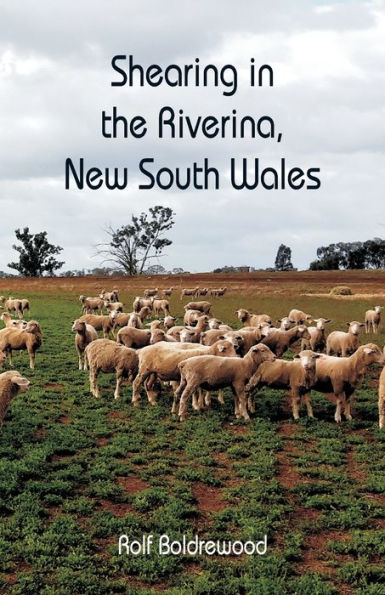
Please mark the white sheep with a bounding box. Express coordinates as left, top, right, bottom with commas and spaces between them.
1, 313, 27, 330
235, 309, 272, 327
365, 306, 382, 334
301, 318, 332, 352
72, 320, 98, 370
0, 371, 30, 427
326, 321, 364, 357
0, 321, 42, 369
288, 309, 312, 325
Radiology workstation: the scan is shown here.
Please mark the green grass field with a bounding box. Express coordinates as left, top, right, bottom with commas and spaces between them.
0, 288, 385, 594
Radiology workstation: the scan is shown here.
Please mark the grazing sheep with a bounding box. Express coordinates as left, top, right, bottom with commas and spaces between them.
100, 289, 119, 302
133, 297, 154, 312
72, 320, 98, 370
210, 287, 227, 297
79, 295, 104, 315
184, 301, 211, 315
180, 287, 199, 300
163, 316, 176, 330
78, 313, 116, 338
1, 313, 27, 330
144, 288, 158, 298
117, 327, 151, 349
104, 301, 124, 313
0, 371, 30, 427
246, 350, 321, 420
132, 339, 238, 409
0, 321, 42, 369
20, 299, 30, 316
176, 344, 276, 421
301, 318, 332, 353
309, 344, 385, 423
260, 325, 311, 357
85, 339, 139, 400
0, 297, 23, 319
288, 309, 312, 325
162, 287, 174, 297
153, 299, 170, 317
236, 309, 272, 327
326, 321, 364, 357
365, 306, 382, 334
378, 363, 385, 429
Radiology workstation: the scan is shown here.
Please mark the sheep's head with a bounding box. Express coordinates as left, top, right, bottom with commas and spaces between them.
294, 350, 321, 370
25, 321, 41, 335
347, 321, 365, 335
249, 344, 276, 363
359, 344, 385, 366
313, 318, 332, 330
297, 325, 311, 340
208, 318, 222, 329
180, 329, 195, 343
278, 317, 292, 330
150, 329, 165, 344
236, 309, 248, 323
11, 372, 30, 394
0, 351, 7, 368
214, 340, 237, 357
227, 333, 244, 354
72, 320, 86, 333
79, 295, 85, 302
374, 306, 382, 313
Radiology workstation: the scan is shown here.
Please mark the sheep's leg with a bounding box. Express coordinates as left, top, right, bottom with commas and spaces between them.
344, 399, 353, 421
29, 350, 36, 370
247, 393, 256, 414
291, 389, 301, 421
89, 367, 100, 397
303, 391, 314, 418
132, 371, 148, 405
379, 391, 385, 429
173, 379, 186, 414
145, 374, 160, 405
77, 349, 82, 371
204, 391, 211, 407
178, 383, 197, 421
233, 383, 250, 421
114, 372, 122, 400
218, 390, 224, 405
7, 349, 13, 367
334, 392, 346, 423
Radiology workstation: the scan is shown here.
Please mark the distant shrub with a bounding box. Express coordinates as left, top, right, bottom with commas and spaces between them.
330, 286, 353, 296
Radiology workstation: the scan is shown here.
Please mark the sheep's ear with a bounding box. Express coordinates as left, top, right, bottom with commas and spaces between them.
325, 319, 332, 324
294, 354, 300, 359
313, 353, 322, 358
359, 323, 365, 327
11, 376, 30, 387
218, 345, 225, 352
218, 335, 225, 340
277, 319, 282, 322
346, 322, 350, 326
364, 347, 375, 354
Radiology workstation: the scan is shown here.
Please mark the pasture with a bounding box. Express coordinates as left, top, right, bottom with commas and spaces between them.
1, 271, 385, 594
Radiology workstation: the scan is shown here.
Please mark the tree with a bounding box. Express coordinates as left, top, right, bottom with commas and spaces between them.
96, 205, 175, 276
8, 227, 64, 277
275, 244, 294, 271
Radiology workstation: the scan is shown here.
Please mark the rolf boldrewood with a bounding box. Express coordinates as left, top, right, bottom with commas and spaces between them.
64, 157, 321, 191
118, 534, 268, 556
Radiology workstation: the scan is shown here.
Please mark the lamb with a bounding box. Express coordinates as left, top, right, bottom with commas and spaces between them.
260, 325, 311, 357
117, 327, 151, 349
78, 313, 116, 338
133, 296, 154, 312
365, 306, 382, 334
308, 344, 385, 423
162, 287, 174, 297
0, 371, 30, 427
132, 339, 238, 410
153, 299, 170, 317
246, 350, 321, 420
71, 320, 98, 370
1, 313, 27, 330
144, 288, 158, 298
288, 309, 312, 325
164, 316, 176, 330
85, 339, 139, 400
184, 301, 211, 315
79, 295, 105, 315
0, 321, 42, 369
176, 344, 276, 421
326, 321, 364, 357
0, 297, 23, 319
104, 301, 124, 313
378, 363, 385, 429
235, 309, 272, 327
180, 287, 199, 300
301, 318, 332, 352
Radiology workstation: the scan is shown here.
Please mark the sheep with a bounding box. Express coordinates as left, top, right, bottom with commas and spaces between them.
246, 350, 322, 420
71, 320, 98, 370
133, 296, 154, 312
167, 315, 209, 342
0, 297, 23, 319
117, 326, 151, 349
147, 320, 163, 331
104, 301, 124, 313
132, 339, 238, 410
100, 289, 119, 302
0, 321, 42, 369
260, 325, 311, 357
127, 312, 143, 329
176, 344, 276, 421
210, 287, 227, 297
235, 309, 272, 327
196, 288, 209, 297
78, 313, 116, 338
162, 316, 176, 330
1, 313, 27, 330
0, 371, 30, 427
378, 363, 385, 429
153, 299, 170, 317
180, 287, 199, 300
20, 299, 30, 316
301, 318, 332, 353
365, 306, 382, 334
184, 309, 203, 326
326, 321, 364, 357
184, 301, 211, 315
288, 309, 312, 325
277, 317, 293, 331
79, 295, 104, 315
179, 329, 199, 343
308, 344, 385, 423
150, 329, 178, 344
144, 288, 158, 298
85, 339, 139, 400
162, 287, 174, 297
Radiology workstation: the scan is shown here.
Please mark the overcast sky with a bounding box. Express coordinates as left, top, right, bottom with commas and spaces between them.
1, 0, 384, 273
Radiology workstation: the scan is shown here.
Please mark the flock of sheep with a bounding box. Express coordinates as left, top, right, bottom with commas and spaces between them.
0, 287, 385, 432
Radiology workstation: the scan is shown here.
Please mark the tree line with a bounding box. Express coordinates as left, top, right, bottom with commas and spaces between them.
5, 208, 385, 276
